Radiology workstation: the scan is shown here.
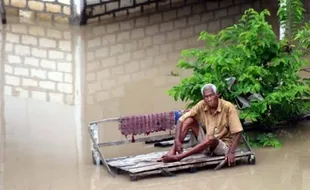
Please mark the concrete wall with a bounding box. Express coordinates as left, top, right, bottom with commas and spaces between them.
0, 0, 264, 111
1, 22, 75, 105
2, 0, 310, 24
1, 0, 308, 107
84, 0, 262, 118
4, 0, 71, 22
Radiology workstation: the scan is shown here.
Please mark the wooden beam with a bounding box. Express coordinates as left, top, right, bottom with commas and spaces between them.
129, 157, 246, 180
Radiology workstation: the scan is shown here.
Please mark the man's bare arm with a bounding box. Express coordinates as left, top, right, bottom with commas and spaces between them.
226, 132, 242, 166
175, 104, 201, 142
228, 132, 242, 154
176, 136, 216, 160
174, 120, 182, 142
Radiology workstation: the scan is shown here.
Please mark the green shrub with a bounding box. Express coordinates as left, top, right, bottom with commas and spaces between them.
168, 8, 310, 133
244, 133, 282, 148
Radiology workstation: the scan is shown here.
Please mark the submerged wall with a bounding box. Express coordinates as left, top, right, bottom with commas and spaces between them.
84, 0, 265, 120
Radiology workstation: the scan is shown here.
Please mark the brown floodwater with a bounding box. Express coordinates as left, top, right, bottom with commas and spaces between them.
1, 6, 310, 189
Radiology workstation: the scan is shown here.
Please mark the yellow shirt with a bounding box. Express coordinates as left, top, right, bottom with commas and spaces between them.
179, 99, 243, 146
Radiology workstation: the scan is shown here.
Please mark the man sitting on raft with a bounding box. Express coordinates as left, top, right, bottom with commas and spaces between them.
159, 83, 244, 167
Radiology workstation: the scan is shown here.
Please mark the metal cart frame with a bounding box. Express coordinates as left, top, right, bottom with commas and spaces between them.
88, 113, 256, 179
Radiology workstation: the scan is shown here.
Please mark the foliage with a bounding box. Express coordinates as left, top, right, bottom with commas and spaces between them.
277, 0, 305, 42
244, 133, 282, 148
278, 0, 310, 54
295, 23, 310, 53
168, 8, 310, 127
167, 6, 310, 147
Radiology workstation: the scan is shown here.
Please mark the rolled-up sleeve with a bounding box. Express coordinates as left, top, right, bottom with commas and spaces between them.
228, 105, 243, 134
178, 101, 202, 122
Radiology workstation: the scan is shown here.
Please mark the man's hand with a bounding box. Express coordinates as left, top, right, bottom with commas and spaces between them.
226, 152, 236, 167
175, 140, 183, 154
225, 132, 242, 167
161, 154, 182, 163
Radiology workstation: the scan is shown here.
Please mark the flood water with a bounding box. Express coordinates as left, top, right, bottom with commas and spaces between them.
1, 4, 310, 189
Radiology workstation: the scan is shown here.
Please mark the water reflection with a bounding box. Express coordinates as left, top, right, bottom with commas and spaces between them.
0, 18, 81, 190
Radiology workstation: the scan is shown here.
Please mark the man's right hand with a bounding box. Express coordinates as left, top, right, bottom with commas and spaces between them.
175, 140, 183, 154
158, 140, 183, 162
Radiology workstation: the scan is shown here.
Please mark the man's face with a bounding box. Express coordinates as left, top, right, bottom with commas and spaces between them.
203, 88, 219, 108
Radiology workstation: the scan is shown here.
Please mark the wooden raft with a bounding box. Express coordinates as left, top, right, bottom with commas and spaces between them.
106, 148, 254, 181
88, 116, 256, 181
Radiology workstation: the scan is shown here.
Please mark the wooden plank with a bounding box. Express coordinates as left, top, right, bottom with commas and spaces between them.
106, 151, 169, 164
106, 145, 245, 160
127, 151, 252, 173
107, 151, 168, 167
106, 147, 246, 167
106, 149, 251, 174
120, 161, 162, 171
129, 157, 246, 179
119, 153, 208, 171
106, 150, 209, 168
106, 148, 248, 169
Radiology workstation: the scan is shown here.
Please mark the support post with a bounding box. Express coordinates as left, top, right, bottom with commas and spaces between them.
88, 124, 115, 177
0, 12, 6, 138
0, 0, 7, 24
72, 30, 86, 168
0, 19, 6, 190
70, 0, 87, 25
89, 124, 101, 165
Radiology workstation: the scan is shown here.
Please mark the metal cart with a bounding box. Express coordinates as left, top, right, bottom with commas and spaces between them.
88, 110, 256, 181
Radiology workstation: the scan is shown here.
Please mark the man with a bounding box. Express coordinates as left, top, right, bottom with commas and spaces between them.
159, 83, 244, 167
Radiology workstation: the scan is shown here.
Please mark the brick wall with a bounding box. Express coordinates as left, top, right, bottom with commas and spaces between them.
2, 0, 310, 24
84, 0, 262, 117
4, 0, 71, 22
0, 21, 75, 105
0, 0, 291, 110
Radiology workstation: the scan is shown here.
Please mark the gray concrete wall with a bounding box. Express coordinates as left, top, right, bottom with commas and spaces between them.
4, 0, 71, 23
84, 0, 262, 112
2, 0, 310, 24
1, 22, 75, 104
3, 0, 308, 106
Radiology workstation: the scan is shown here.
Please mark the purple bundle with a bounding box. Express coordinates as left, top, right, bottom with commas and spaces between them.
119, 111, 176, 138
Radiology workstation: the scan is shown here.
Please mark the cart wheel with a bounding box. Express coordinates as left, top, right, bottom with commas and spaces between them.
130, 176, 138, 181
189, 167, 197, 173
115, 169, 122, 174
248, 155, 256, 165
2, 18, 6, 24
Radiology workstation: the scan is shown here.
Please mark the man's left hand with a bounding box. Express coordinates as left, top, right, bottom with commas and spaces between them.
226, 152, 235, 166
161, 154, 182, 163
